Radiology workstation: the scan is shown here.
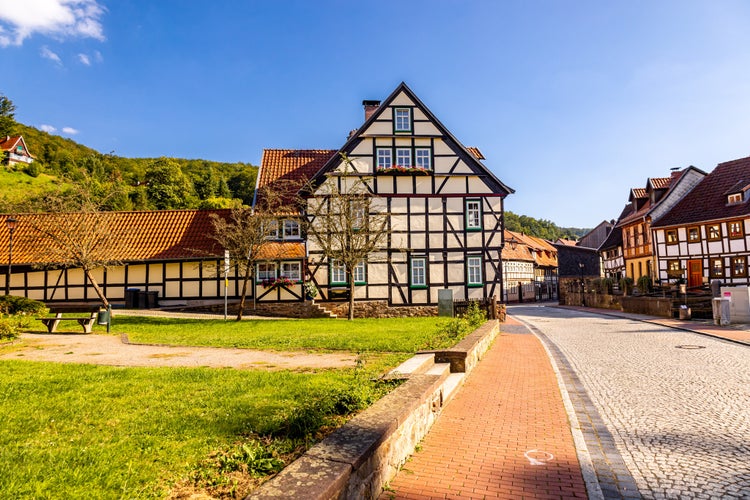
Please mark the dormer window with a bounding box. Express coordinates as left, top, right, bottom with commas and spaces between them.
394, 108, 412, 133
728, 192, 743, 205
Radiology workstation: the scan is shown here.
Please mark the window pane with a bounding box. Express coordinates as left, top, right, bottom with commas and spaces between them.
377, 148, 392, 169
468, 256, 482, 284
466, 200, 481, 229
411, 258, 425, 286
395, 109, 411, 131
257, 263, 277, 281
396, 148, 411, 167
330, 260, 346, 284
354, 261, 366, 283
281, 262, 301, 281
284, 220, 300, 239
415, 148, 431, 169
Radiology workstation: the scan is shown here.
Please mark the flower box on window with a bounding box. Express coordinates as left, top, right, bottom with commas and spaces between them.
376, 165, 431, 176
261, 276, 296, 289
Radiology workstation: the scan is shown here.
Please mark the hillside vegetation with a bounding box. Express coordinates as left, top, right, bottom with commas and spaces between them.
505, 211, 589, 241
1, 117, 258, 212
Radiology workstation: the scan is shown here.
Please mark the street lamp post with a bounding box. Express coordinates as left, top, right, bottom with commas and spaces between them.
578, 262, 585, 307
5, 217, 17, 296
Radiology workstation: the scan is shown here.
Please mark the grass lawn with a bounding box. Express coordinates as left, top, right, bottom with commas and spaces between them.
108, 316, 454, 353
4, 315, 470, 498
0, 359, 391, 499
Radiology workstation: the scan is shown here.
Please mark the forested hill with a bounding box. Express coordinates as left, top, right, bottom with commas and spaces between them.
505, 211, 589, 241
1, 122, 258, 212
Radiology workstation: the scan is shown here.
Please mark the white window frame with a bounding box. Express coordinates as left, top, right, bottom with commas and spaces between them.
377, 148, 392, 169
264, 220, 279, 239
281, 262, 301, 282
330, 260, 346, 285
466, 199, 482, 230
257, 262, 277, 282
415, 148, 431, 170
394, 108, 411, 132
396, 148, 411, 168
283, 219, 300, 239
410, 257, 426, 288
353, 260, 366, 284
350, 200, 365, 230
467, 256, 483, 286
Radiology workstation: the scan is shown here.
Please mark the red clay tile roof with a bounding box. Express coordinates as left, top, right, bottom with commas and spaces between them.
255, 241, 305, 260
630, 188, 647, 199
0, 135, 21, 151
648, 177, 672, 190
465, 147, 485, 160
653, 155, 750, 228
258, 149, 336, 193
0, 210, 230, 265
502, 230, 534, 261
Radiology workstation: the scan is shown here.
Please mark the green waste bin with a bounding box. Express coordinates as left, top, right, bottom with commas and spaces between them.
97, 307, 110, 325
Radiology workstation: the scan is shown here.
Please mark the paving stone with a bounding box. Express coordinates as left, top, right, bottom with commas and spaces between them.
514, 306, 750, 500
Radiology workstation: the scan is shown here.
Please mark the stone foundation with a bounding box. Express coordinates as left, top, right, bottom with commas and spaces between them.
318, 300, 438, 319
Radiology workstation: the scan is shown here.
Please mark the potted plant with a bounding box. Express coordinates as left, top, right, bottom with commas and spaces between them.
303, 281, 318, 300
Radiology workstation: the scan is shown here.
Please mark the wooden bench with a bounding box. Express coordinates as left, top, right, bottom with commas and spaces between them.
37, 304, 102, 333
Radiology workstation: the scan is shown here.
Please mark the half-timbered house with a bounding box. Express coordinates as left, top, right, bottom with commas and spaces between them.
652, 156, 750, 288
619, 168, 706, 285
0, 209, 238, 305
299, 82, 514, 310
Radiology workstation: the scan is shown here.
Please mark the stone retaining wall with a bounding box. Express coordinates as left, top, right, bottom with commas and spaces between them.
319, 300, 438, 319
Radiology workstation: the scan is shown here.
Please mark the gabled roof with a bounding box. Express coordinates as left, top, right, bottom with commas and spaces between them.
0, 135, 32, 156
308, 82, 514, 196
465, 147, 485, 160
647, 177, 672, 190
501, 230, 534, 261
652, 155, 750, 228
0, 210, 230, 265
598, 203, 633, 251
630, 188, 647, 200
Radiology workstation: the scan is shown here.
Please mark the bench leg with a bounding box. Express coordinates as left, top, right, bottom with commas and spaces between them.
78, 318, 96, 334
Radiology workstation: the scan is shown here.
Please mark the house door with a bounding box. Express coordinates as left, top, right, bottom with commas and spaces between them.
687, 259, 702, 288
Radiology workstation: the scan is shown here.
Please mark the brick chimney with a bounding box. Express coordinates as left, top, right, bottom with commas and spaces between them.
362, 100, 380, 121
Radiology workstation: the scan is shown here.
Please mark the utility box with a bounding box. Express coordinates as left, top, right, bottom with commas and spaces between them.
438, 289, 454, 317
720, 286, 750, 324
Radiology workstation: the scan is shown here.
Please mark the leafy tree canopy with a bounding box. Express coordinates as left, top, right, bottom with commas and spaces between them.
0, 98, 258, 212
505, 211, 589, 241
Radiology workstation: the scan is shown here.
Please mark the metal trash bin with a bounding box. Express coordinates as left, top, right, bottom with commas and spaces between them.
97, 307, 110, 325
125, 288, 140, 309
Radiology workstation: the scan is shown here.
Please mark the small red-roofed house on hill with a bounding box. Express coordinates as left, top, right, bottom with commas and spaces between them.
1, 135, 34, 167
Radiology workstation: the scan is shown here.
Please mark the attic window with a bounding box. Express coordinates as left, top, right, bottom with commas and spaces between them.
728, 192, 743, 205
394, 108, 412, 133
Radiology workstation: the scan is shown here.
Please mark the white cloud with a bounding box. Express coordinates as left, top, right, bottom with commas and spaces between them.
62, 127, 79, 135
77, 50, 102, 66
40, 124, 57, 133
0, 0, 106, 47
40, 45, 62, 65
78, 53, 90, 65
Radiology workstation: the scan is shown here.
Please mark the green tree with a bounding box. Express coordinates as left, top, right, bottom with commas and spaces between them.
227, 169, 257, 205
145, 157, 195, 209
0, 93, 17, 137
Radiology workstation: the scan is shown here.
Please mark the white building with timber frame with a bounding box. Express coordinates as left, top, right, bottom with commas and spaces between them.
295, 82, 514, 306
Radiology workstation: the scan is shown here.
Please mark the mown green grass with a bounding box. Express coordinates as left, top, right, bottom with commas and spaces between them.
108, 316, 453, 353
0, 360, 384, 499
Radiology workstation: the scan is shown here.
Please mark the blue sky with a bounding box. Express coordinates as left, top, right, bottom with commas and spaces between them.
3, 1, 750, 228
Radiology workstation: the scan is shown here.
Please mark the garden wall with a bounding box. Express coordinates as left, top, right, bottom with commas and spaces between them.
318, 300, 438, 319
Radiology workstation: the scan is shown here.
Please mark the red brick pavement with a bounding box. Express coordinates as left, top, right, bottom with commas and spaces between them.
381, 317, 588, 499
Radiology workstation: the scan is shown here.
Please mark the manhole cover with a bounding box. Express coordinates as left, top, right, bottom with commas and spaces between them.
676, 345, 706, 349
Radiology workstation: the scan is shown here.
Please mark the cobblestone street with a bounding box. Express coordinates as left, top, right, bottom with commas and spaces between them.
511, 305, 750, 499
